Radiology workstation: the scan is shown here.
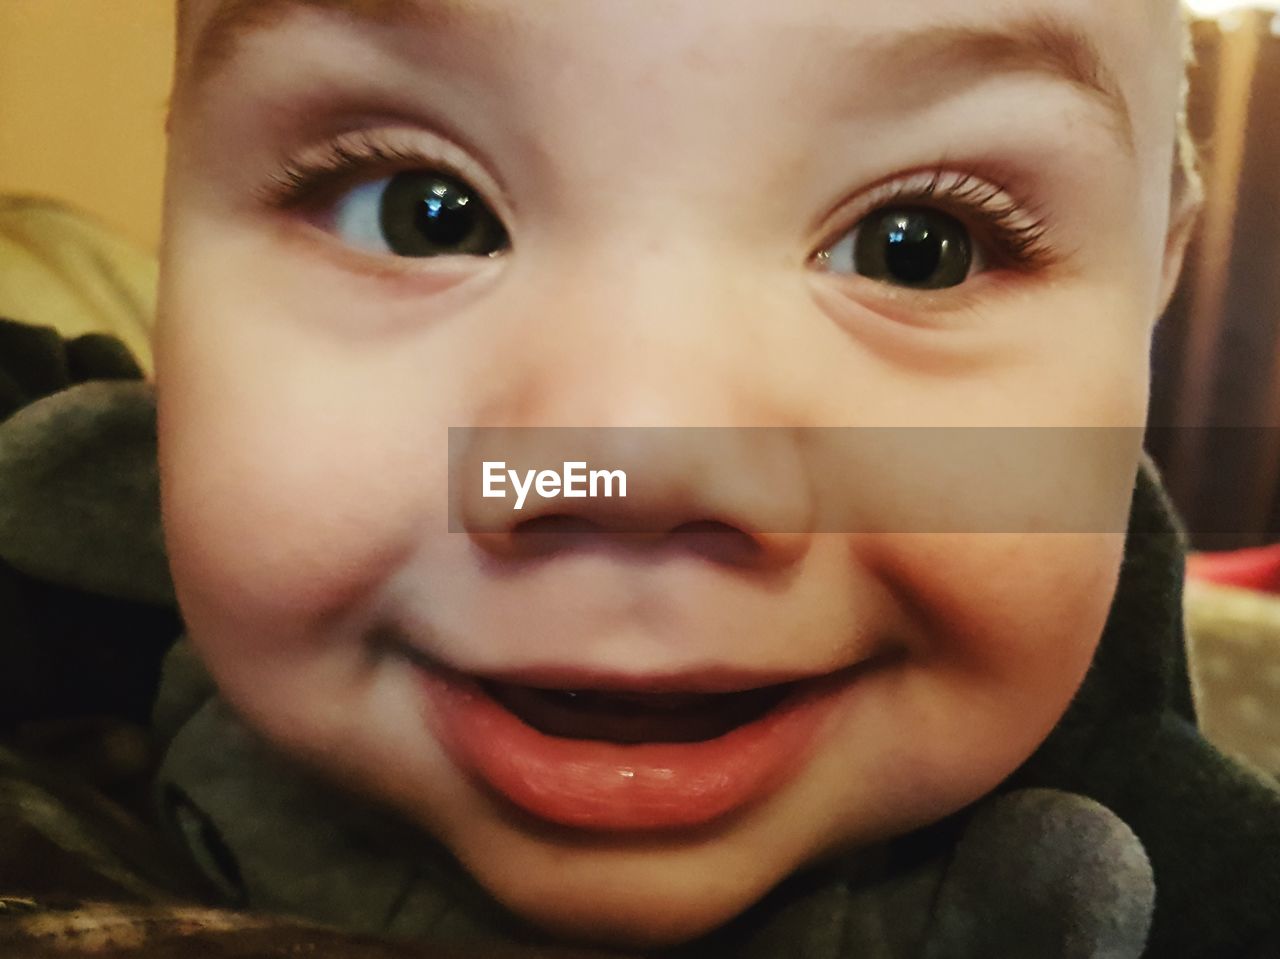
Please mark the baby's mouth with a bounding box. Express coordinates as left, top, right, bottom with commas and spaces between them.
478, 681, 799, 744
412, 648, 871, 830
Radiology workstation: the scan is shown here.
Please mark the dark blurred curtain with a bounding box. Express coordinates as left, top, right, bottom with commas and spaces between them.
1148, 8, 1280, 549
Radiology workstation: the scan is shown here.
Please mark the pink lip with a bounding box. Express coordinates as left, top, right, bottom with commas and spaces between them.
416, 663, 855, 832
448, 662, 828, 694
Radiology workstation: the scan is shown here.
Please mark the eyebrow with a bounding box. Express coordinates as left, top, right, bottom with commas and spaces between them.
182, 2, 1134, 153
865, 14, 1135, 153
181, 0, 455, 89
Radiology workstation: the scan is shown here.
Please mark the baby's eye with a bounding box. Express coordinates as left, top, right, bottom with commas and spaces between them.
819, 206, 976, 290
334, 171, 509, 258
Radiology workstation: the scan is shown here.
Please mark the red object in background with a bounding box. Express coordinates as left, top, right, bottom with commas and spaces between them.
1185, 543, 1280, 595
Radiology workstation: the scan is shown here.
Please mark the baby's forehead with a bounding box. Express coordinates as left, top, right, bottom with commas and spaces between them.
172, 0, 1185, 210
177, 0, 1182, 116
178, 0, 1179, 61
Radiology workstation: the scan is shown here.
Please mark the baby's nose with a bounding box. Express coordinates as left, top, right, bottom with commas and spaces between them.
453, 426, 812, 569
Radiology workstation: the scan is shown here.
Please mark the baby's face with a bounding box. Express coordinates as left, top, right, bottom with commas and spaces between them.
159, 0, 1189, 947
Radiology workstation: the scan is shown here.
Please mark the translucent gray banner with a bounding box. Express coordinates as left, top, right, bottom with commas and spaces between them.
446, 427, 1184, 534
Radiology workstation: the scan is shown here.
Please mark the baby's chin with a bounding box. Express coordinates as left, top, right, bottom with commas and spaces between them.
379, 730, 944, 951
435, 797, 841, 949
485, 851, 778, 948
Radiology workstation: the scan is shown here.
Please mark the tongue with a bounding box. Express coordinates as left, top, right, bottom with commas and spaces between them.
482, 683, 794, 744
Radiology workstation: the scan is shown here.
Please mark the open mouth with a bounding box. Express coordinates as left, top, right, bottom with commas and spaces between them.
412, 646, 867, 830
478, 681, 800, 744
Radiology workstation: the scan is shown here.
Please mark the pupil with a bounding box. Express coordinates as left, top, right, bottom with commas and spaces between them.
852, 207, 971, 290
883, 214, 943, 285
378, 171, 506, 258
414, 184, 477, 248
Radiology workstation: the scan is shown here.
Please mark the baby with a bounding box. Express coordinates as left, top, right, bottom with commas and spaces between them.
96, 0, 1278, 955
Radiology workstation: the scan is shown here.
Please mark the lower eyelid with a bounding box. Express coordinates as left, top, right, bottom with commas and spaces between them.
813, 275, 992, 335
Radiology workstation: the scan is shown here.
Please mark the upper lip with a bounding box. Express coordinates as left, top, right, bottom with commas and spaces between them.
397, 641, 872, 694
464, 665, 822, 694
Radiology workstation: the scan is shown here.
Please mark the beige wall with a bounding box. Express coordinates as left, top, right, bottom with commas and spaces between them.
0, 1, 174, 252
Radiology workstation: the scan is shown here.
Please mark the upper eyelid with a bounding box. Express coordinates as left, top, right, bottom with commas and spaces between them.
264, 126, 512, 217
811, 168, 1045, 249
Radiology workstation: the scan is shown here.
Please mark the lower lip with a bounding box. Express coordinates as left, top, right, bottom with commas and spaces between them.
417, 666, 850, 832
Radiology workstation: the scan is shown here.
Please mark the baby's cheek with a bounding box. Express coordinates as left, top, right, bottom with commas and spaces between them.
159, 368, 440, 658
862, 531, 1124, 796
873, 532, 1122, 671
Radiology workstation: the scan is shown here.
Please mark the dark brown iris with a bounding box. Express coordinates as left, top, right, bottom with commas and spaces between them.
379, 171, 508, 258
855, 206, 972, 289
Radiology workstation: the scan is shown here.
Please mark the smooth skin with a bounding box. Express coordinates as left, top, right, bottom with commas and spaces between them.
159, 0, 1196, 947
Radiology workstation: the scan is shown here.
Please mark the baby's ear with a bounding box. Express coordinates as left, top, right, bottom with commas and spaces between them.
1155, 190, 1202, 324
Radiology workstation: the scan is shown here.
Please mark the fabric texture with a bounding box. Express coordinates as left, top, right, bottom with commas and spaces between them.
0, 320, 1278, 957
0, 198, 156, 372
0, 320, 173, 732
1184, 577, 1280, 776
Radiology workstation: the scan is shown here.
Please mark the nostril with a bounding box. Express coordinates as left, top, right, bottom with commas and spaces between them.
670, 520, 763, 567
507, 513, 607, 557
498, 516, 765, 565
513, 513, 604, 537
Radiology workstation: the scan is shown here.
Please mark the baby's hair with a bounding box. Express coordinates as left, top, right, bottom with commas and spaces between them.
1173, 4, 1205, 219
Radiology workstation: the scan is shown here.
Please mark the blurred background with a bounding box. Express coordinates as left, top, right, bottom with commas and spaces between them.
0, 0, 172, 250
1151, 3, 1280, 551
0, 0, 1278, 548
0, 0, 170, 368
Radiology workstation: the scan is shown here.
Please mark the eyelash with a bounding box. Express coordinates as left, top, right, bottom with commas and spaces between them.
259, 130, 476, 212
814, 168, 1058, 274
261, 133, 1059, 274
